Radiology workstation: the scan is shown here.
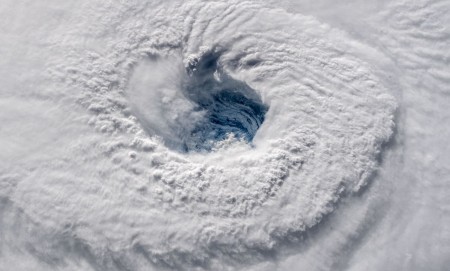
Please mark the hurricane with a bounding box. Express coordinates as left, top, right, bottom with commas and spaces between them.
1, 0, 449, 271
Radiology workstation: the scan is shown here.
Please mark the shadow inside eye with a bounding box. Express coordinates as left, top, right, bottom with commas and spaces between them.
181, 51, 268, 152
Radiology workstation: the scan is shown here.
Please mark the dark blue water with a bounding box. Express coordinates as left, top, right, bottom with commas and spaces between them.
182, 50, 268, 152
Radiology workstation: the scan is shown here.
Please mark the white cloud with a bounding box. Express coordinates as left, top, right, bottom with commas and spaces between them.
0, 0, 448, 270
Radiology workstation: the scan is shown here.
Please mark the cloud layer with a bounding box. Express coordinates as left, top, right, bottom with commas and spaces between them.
0, 0, 448, 270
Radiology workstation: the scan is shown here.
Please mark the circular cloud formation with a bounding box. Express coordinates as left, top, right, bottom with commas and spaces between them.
8, 0, 396, 269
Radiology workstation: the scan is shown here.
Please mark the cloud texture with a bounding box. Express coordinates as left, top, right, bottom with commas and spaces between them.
0, 0, 448, 270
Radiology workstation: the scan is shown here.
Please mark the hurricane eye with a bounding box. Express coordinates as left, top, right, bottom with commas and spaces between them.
128, 52, 268, 153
